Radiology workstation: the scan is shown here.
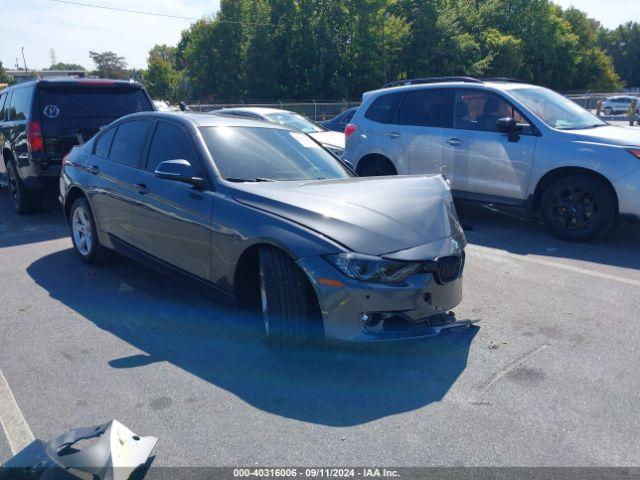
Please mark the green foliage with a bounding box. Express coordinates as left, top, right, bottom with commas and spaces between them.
0, 61, 12, 84
89, 51, 129, 79
47, 62, 86, 71
142, 0, 631, 101
601, 22, 640, 88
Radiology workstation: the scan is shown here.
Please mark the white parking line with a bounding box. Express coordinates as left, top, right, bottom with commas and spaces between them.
468, 244, 640, 288
0, 369, 34, 454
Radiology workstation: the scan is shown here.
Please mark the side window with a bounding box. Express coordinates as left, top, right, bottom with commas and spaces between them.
146, 122, 199, 173
454, 90, 532, 134
0, 93, 6, 121
8, 87, 32, 121
108, 120, 151, 168
397, 89, 450, 127
94, 128, 116, 158
340, 109, 355, 126
365, 93, 402, 124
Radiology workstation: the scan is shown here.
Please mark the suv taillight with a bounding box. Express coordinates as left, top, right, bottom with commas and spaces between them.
27, 121, 44, 153
345, 123, 358, 139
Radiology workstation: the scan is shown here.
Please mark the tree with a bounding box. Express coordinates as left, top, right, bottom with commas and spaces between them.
143, 45, 184, 102
0, 61, 12, 84
47, 62, 86, 71
601, 22, 640, 88
89, 51, 128, 79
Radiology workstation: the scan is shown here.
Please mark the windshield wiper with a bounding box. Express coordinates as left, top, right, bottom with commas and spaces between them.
226, 177, 276, 183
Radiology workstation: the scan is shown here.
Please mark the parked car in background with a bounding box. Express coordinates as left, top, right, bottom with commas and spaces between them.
60, 112, 468, 345
344, 77, 640, 242
212, 107, 345, 157
601, 96, 640, 115
320, 107, 358, 132
153, 100, 172, 112
0, 78, 154, 213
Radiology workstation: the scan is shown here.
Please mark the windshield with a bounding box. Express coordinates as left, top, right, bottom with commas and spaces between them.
263, 111, 324, 133
509, 87, 606, 130
201, 126, 351, 182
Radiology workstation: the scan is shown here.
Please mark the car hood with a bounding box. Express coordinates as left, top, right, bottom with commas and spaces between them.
231, 175, 464, 257
309, 131, 345, 149
569, 125, 640, 147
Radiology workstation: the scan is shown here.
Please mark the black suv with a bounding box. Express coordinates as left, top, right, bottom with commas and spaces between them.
0, 78, 154, 213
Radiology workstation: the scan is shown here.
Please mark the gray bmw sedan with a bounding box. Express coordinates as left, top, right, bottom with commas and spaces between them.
60, 112, 469, 345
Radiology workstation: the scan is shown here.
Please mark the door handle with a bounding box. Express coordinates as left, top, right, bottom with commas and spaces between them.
446, 138, 463, 147
386, 132, 401, 139
86, 165, 99, 174
133, 183, 149, 195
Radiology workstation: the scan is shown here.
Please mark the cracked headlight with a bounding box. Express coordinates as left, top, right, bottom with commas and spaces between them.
324, 253, 422, 283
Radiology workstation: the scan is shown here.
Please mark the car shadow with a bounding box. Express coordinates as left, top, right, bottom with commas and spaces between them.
0, 189, 67, 249
456, 200, 640, 270
27, 248, 477, 427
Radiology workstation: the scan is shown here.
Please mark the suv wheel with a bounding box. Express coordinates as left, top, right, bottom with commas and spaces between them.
358, 157, 396, 177
603, 106, 613, 115
541, 174, 616, 242
258, 246, 321, 347
70, 198, 110, 263
6, 160, 37, 214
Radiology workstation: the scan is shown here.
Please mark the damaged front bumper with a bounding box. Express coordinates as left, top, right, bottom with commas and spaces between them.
298, 238, 474, 342
0, 420, 157, 480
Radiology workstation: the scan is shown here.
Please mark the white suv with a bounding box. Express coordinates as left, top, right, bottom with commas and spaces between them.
343, 77, 640, 241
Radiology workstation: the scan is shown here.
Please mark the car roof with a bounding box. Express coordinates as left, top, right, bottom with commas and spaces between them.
216, 107, 296, 116
363, 80, 533, 99
2, 78, 143, 91
123, 111, 295, 130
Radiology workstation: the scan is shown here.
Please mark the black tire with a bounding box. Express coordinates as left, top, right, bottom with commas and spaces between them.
540, 174, 616, 242
603, 107, 613, 115
258, 246, 321, 347
69, 197, 111, 263
358, 157, 396, 177
6, 159, 38, 214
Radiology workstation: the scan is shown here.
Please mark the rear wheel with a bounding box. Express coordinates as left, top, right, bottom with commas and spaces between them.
258, 246, 321, 347
6, 159, 38, 214
70, 197, 111, 263
603, 106, 613, 115
540, 174, 616, 242
358, 157, 396, 177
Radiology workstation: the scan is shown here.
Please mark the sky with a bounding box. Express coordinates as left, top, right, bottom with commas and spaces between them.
1, 0, 639, 72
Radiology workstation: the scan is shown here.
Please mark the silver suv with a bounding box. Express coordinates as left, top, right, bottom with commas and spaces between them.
344, 77, 640, 241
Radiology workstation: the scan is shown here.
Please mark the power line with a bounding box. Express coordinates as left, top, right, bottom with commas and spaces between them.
49, 0, 281, 26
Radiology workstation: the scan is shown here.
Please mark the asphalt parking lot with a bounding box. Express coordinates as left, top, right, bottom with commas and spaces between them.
1, 186, 640, 467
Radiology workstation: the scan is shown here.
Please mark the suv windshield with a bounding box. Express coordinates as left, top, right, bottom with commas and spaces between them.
509, 87, 605, 130
263, 111, 324, 133
38, 86, 152, 120
201, 126, 351, 182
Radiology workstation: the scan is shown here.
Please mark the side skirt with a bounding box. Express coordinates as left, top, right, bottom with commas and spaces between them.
108, 234, 235, 308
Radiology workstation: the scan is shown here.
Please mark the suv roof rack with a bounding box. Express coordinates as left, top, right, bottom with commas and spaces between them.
382, 76, 483, 88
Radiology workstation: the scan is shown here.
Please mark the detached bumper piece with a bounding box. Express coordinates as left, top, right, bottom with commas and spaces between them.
0, 420, 157, 480
362, 311, 477, 340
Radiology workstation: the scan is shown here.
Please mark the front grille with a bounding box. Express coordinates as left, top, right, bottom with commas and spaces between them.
435, 254, 464, 284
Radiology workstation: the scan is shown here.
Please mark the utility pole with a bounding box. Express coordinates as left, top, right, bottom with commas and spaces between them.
49, 48, 57, 67
21, 47, 28, 74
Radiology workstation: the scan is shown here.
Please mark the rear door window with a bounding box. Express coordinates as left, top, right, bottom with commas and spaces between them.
397, 89, 451, 127
38, 86, 152, 122
109, 120, 152, 168
94, 128, 116, 158
8, 87, 33, 121
146, 122, 199, 173
365, 93, 402, 124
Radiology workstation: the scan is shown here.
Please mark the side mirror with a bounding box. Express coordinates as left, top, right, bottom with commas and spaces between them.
496, 117, 522, 142
154, 159, 205, 189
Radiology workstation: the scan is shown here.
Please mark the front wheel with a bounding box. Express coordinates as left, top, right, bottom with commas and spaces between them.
6, 159, 38, 214
603, 107, 613, 115
540, 174, 616, 242
70, 198, 111, 263
258, 246, 321, 347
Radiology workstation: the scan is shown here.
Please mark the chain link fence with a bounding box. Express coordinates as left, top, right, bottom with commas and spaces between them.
188, 100, 361, 121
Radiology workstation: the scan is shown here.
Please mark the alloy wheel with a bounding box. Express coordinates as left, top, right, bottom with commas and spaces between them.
72, 206, 94, 256
6, 164, 20, 209
549, 186, 597, 232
